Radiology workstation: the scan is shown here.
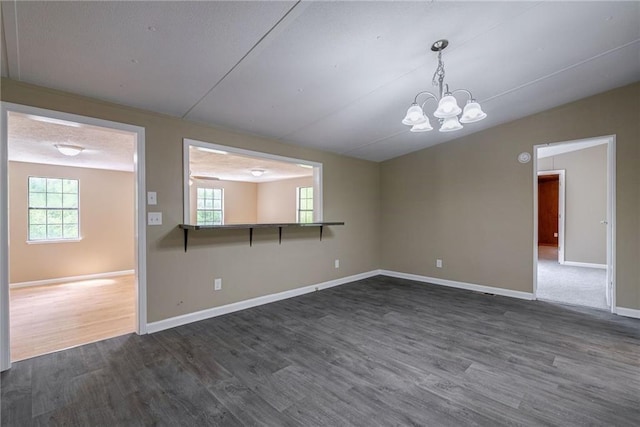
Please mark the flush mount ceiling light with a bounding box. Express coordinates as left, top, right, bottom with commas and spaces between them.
55, 144, 84, 156
250, 169, 266, 177
402, 39, 487, 133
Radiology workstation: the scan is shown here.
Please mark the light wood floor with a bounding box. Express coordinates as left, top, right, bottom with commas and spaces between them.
9, 275, 136, 362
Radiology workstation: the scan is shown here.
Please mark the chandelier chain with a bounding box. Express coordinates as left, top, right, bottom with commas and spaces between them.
431, 51, 445, 89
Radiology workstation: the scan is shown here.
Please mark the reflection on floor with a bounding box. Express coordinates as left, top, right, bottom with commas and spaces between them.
10, 274, 136, 361
537, 246, 607, 310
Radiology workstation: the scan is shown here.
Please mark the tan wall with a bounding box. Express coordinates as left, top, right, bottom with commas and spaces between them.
257, 176, 314, 223
538, 145, 607, 264
381, 82, 639, 310
8, 161, 134, 283
1, 78, 381, 322
189, 179, 257, 224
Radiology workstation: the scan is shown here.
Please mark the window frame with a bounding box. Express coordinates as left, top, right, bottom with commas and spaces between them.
296, 186, 314, 223
195, 187, 224, 225
27, 176, 81, 243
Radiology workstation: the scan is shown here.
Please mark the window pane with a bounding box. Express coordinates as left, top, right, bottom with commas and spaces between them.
213, 189, 222, 199
204, 188, 213, 198
47, 225, 63, 239
47, 193, 63, 208
29, 192, 47, 208
197, 199, 205, 209
29, 209, 47, 225
63, 224, 78, 239
63, 179, 78, 194
197, 187, 204, 198
213, 200, 221, 210
29, 225, 46, 240
196, 210, 205, 224
205, 199, 213, 209
62, 194, 78, 208
47, 210, 62, 224
63, 210, 78, 225
47, 178, 62, 193
29, 177, 46, 193
213, 211, 222, 224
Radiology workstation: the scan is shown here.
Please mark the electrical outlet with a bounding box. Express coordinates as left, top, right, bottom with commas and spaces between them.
147, 212, 162, 225
335, 259, 340, 269
147, 191, 157, 205
436, 259, 443, 268
214, 278, 222, 291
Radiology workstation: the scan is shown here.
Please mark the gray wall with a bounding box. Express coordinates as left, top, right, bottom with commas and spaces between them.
538, 144, 607, 265
381, 82, 639, 310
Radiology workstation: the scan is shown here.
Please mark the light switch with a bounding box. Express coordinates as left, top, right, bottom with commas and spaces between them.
148, 212, 162, 225
147, 191, 157, 205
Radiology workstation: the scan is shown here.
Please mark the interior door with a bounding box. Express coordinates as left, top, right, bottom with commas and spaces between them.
538, 175, 559, 247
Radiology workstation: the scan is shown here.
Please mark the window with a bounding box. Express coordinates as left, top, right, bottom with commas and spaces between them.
28, 177, 79, 241
297, 186, 313, 223
196, 187, 223, 225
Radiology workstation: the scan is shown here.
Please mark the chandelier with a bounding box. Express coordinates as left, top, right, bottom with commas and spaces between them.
402, 39, 487, 133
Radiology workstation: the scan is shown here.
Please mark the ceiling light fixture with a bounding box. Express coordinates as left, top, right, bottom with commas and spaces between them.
402, 39, 487, 133
250, 169, 265, 177
55, 144, 84, 156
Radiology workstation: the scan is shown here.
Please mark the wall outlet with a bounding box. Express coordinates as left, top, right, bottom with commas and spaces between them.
214, 278, 222, 291
147, 212, 162, 225
436, 259, 443, 268
335, 259, 340, 269
147, 191, 157, 205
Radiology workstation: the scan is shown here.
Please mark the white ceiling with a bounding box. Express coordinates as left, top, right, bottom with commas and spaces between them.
8, 112, 136, 172
2, 1, 639, 162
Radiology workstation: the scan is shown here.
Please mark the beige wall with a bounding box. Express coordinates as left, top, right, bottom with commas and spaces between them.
538, 145, 607, 264
257, 176, 314, 223
381, 82, 639, 310
8, 161, 134, 283
1, 78, 381, 322
189, 179, 257, 224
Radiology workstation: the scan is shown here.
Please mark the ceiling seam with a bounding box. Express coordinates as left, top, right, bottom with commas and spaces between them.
481, 38, 640, 105
181, 1, 302, 119
10, 0, 20, 80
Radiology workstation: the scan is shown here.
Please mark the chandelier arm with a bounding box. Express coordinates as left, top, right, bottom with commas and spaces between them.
450, 88, 474, 101
412, 91, 438, 105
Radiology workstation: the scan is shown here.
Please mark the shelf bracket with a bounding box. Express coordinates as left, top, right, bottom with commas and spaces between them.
320, 225, 323, 241
249, 227, 253, 247
279, 226, 283, 244
183, 228, 189, 252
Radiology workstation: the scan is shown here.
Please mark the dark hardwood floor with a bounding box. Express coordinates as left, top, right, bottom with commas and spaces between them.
2, 275, 639, 426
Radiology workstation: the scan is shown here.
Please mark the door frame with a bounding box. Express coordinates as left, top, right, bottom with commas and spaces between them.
537, 170, 566, 264
532, 135, 616, 312
1, 102, 147, 371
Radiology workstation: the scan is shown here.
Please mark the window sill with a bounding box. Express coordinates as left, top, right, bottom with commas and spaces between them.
26, 238, 83, 245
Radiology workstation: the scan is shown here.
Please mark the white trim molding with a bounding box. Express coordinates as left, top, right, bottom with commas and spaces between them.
379, 270, 535, 300
147, 270, 380, 334
10, 270, 135, 289
561, 261, 607, 270
615, 307, 640, 319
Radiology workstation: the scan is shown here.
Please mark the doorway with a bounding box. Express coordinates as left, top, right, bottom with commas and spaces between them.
533, 136, 615, 311
1, 103, 147, 371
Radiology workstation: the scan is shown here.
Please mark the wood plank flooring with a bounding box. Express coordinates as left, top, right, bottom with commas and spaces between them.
2, 275, 639, 426
9, 275, 135, 362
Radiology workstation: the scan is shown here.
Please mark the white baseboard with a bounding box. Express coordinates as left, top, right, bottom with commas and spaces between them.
10, 269, 135, 289
379, 270, 535, 300
561, 261, 607, 269
146, 270, 380, 334
615, 307, 640, 319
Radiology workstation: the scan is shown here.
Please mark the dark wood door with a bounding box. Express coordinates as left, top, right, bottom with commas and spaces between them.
538, 175, 559, 246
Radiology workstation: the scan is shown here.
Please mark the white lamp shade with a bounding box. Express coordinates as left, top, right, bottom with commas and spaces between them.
250, 169, 265, 177
402, 104, 427, 126
439, 116, 463, 132
55, 144, 84, 156
434, 95, 462, 119
410, 116, 433, 132
460, 101, 487, 123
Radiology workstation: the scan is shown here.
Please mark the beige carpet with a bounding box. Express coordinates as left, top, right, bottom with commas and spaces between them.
537, 246, 607, 310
